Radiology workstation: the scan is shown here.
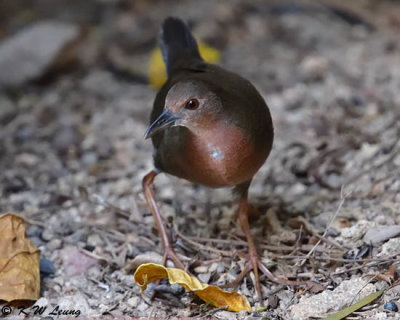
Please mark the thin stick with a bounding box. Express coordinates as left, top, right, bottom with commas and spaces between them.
273, 254, 398, 263
300, 185, 350, 266
176, 230, 233, 256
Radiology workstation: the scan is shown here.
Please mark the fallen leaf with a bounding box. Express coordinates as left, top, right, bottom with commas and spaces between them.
148, 41, 220, 89
306, 281, 325, 294
366, 265, 396, 284
0, 213, 40, 301
322, 289, 384, 320
134, 263, 250, 312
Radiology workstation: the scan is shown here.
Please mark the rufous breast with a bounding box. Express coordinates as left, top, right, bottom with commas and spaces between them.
174, 122, 268, 188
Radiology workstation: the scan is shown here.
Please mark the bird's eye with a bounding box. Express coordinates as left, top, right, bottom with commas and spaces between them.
185, 99, 199, 110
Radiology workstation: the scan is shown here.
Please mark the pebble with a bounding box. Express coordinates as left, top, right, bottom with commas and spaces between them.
60, 246, 97, 276
193, 265, 209, 273
40, 257, 56, 275
41, 228, 55, 242
87, 234, 104, 247
339, 220, 376, 244
27, 225, 43, 238
214, 310, 237, 320
127, 296, 140, 308
47, 238, 62, 251
126, 252, 173, 271
299, 55, 329, 81
16, 153, 40, 167
384, 301, 398, 312
363, 225, 400, 245
290, 278, 376, 319
198, 272, 211, 283
379, 238, 400, 257
0, 20, 81, 88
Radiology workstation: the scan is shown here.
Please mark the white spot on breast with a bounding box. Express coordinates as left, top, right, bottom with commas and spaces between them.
210, 148, 224, 161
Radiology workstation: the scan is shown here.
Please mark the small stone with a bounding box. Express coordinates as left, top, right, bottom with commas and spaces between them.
60, 246, 97, 276
81, 152, 98, 166
155, 283, 185, 296
290, 278, 376, 319
40, 257, 56, 275
268, 294, 279, 309
339, 220, 375, 243
394, 154, 400, 167
125, 252, 173, 271
209, 262, 225, 273
288, 182, 307, 196
363, 225, 400, 245
0, 20, 81, 88
299, 55, 329, 81
198, 272, 211, 283
127, 296, 140, 308
47, 238, 62, 250
214, 310, 238, 320
27, 225, 43, 238
29, 236, 44, 248
379, 238, 400, 257
384, 301, 398, 312
41, 228, 55, 242
16, 153, 40, 167
193, 265, 209, 273
136, 301, 149, 313
52, 125, 81, 155
87, 234, 104, 247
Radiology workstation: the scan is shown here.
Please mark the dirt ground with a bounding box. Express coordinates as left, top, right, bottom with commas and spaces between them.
0, 0, 400, 319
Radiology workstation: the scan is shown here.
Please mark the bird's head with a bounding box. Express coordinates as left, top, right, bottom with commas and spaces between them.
144, 80, 223, 139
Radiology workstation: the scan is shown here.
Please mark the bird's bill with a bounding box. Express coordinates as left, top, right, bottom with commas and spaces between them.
144, 108, 179, 139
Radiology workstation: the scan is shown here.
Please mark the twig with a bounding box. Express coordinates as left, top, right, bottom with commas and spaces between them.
91, 193, 136, 220
79, 247, 113, 264
299, 185, 350, 266
350, 274, 378, 305
332, 254, 400, 275
24, 217, 47, 227
273, 254, 398, 263
176, 230, 233, 256
287, 225, 303, 257
199, 306, 228, 318
184, 235, 337, 254
313, 233, 345, 250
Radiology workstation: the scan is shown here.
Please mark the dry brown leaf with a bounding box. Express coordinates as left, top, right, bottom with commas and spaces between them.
366, 265, 396, 284
134, 263, 251, 312
0, 213, 40, 301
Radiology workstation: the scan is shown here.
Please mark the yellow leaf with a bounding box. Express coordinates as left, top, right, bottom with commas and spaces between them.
134, 263, 250, 312
0, 213, 40, 302
148, 41, 221, 89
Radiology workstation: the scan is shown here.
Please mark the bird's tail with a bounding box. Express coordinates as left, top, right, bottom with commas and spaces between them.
160, 17, 202, 76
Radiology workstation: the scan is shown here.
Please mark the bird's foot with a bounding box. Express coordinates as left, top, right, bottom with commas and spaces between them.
222, 252, 309, 303
221, 252, 264, 303
161, 246, 187, 270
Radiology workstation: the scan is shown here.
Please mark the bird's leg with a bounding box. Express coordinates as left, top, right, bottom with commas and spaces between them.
221, 182, 263, 301
237, 191, 263, 302
223, 186, 312, 302
142, 170, 185, 269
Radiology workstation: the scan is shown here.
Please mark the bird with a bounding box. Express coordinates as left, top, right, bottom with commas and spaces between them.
142, 17, 299, 301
